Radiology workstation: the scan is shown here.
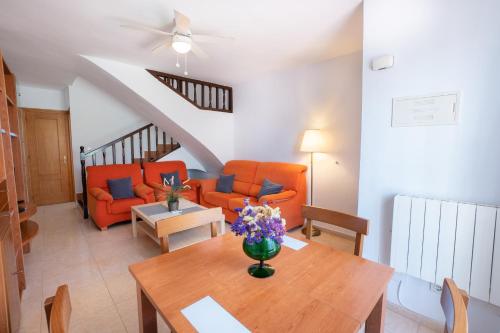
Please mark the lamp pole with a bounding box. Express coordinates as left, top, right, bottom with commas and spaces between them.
310, 151, 313, 205
302, 151, 321, 236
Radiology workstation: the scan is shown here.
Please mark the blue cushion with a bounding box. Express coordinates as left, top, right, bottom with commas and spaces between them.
161, 171, 181, 187
257, 178, 284, 199
107, 177, 134, 199
216, 174, 235, 193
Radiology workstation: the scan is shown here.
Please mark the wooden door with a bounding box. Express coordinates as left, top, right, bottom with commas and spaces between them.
24, 109, 74, 205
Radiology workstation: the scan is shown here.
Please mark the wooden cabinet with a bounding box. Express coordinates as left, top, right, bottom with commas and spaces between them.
0, 50, 33, 332
0, 220, 20, 332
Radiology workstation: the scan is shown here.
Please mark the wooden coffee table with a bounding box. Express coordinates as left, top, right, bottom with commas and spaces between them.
131, 198, 225, 253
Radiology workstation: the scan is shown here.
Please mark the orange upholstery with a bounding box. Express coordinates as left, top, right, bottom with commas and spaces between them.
86, 164, 154, 230
143, 161, 201, 203
200, 160, 307, 230
204, 192, 246, 209
110, 197, 145, 214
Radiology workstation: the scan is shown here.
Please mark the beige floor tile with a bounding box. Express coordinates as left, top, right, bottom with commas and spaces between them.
288, 227, 356, 253
115, 296, 139, 333
385, 309, 419, 333
417, 324, 441, 333
104, 272, 137, 304
69, 304, 127, 333
19, 298, 43, 332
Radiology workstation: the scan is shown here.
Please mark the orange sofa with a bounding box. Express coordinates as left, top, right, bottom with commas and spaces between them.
86, 164, 154, 230
143, 161, 201, 203
199, 160, 307, 230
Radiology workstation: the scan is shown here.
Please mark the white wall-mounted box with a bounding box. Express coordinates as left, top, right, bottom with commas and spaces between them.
392, 92, 459, 127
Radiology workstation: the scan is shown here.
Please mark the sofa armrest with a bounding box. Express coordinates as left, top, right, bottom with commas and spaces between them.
147, 182, 166, 191
134, 183, 154, 202
258, 190, 297, 204
186, 179, 201, 189
198, 178, 217, 195
88, 187, 113, 202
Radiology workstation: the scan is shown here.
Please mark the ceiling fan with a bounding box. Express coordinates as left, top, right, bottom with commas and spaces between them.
121, 10, 232, 59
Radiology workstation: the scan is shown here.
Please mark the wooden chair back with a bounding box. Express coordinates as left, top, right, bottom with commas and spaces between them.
44, 284, 71, 333
302, 205, 369, 256
441, 278, 469, 333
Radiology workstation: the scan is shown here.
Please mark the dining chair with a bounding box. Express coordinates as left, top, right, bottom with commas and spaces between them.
441, 278, 469, 333
44, 284, 72, 333
302, 205, 369, 256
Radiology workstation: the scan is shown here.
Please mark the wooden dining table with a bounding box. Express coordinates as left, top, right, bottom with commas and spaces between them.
129, 233, 394, 333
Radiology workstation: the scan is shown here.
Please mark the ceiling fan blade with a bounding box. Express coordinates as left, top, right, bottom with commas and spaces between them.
121, 23, 174, 37
190, 42, 208, 59
174, 10, 191, 34
191, 34, 234, 43
151, 37, 172, 52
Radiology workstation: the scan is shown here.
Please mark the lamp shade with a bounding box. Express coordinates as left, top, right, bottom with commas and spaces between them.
300, 129, 324, 152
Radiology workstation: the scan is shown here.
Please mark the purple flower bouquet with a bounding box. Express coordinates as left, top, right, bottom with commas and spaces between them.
231, 199, 286, 278
231, 199, 286, 245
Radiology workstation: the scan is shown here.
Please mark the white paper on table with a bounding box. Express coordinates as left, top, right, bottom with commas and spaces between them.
282, 235, 308, 250
181, 296, 250, 333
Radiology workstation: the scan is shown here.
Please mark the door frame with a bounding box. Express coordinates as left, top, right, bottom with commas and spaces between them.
22, 108, 75, 204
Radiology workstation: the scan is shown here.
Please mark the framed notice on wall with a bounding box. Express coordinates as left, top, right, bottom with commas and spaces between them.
392, 92, 459, 127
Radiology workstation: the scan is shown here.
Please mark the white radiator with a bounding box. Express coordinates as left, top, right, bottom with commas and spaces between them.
390, 195, 500, 305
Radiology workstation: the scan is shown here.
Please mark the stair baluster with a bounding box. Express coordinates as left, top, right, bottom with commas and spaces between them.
155, 126, 159, 159
130, 135, 135, 162
147, 127, 151, 161
139, 131, 143, 165
112, 144, 116, 164
121, 140, 125, 164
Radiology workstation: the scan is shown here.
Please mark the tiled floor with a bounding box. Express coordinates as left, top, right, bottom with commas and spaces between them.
20, 202, 439, 333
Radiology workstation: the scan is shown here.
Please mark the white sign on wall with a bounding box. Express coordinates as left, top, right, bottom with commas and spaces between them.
392, 92, 459, 127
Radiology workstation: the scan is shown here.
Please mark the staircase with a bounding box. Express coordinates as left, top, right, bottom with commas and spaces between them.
148, 70, 233, 113
79, 123, 179, 218
80, 56, 235, 172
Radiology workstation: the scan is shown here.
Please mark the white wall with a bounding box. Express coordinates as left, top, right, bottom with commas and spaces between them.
17, 84, 69, 110
360, 0, 500, 330
234, 52, 362, 216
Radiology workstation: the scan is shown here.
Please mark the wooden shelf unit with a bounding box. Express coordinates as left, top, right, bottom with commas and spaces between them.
0, 50, 37, 331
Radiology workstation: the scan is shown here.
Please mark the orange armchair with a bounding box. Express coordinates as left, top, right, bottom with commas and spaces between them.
199, 160, 307, 230
86, 164, 154, 230
143, 161, 201, 203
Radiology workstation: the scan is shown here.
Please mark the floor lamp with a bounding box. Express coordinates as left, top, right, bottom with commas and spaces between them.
300, 129, 323, 237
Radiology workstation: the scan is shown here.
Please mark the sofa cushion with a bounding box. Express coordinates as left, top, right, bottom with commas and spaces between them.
204, 192, 245, 209
254, 162, 307, 191
143, 161, 188, 185
216, 174, 235, 193
257, 178, 284, 199
161, 171, 181, 187
110, 197, 145, 214
228, 197, 259, 212
223, 160, 259, 196
107, 177, 135, 199
87, 164, 143, 189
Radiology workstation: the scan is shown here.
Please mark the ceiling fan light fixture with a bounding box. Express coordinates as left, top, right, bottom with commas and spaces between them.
172, 35, 192, 54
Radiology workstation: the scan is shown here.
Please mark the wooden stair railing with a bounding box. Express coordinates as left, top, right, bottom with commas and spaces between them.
147, 70, 233, 113
79, 123, 180, 218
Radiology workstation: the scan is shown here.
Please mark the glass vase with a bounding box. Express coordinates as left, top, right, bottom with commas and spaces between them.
242, 237, 281, 278
167, 200, 179, 212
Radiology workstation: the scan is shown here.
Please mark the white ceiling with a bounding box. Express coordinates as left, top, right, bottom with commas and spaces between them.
0, 0, 362, 88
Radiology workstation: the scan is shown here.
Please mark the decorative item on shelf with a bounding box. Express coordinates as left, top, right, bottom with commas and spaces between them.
300, 129, 325, 237
162, 176, 191, 212
231, 199, 286, 278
